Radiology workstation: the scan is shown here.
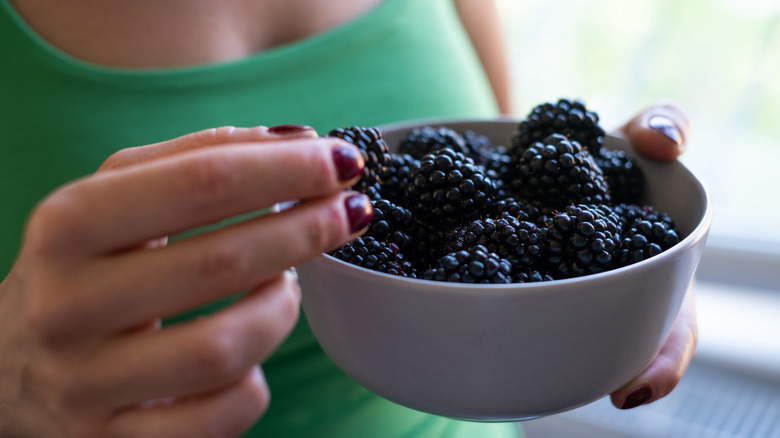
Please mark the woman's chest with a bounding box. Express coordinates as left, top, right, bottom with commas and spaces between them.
9, 0, 384, 68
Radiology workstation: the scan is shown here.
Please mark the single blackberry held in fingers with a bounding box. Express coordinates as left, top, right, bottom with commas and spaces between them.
329, 126, 392, 200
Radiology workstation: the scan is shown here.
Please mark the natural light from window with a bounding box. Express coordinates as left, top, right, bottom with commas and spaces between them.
497, 0, 780, 251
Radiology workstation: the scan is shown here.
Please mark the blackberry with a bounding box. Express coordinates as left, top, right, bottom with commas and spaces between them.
492, 196, 551, 226
617, 219, 681, 266
613, 203, 676, 234
404, 216, 448, 269
596, 148, 644, 204
444, 217, 545, 271
511, 98, 605, 157
422, 245, 512, 284
328, 126, 391, 200
544, 204, 622, 278
511, 134, 610, 210
366, 199, 415, 250
404, 147, 497, 227
462, 129, 493, 158
398, 126, 469, 159
331, 236, 416, 277
514, 269, 555, 284
381, 153, 420, 204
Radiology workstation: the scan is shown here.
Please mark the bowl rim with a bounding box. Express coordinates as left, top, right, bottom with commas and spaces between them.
314, 117, 713, 296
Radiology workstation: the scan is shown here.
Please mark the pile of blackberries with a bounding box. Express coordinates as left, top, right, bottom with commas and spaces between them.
327, 98, 680, 284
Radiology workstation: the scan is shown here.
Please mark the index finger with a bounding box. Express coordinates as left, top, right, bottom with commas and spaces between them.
29, 137, 363, 258
98, 125, 318, 172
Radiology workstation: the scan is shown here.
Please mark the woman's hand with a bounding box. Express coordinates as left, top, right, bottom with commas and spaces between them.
0, 125, 372, 438
609, 102, 698, 409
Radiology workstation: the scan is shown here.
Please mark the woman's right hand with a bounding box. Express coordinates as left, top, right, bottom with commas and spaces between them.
0, 125, 371, 438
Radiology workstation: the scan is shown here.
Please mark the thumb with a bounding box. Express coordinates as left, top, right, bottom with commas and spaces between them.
616, 101, 691, 162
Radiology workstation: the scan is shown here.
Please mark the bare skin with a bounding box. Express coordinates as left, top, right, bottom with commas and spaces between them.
0, 1, 697, 436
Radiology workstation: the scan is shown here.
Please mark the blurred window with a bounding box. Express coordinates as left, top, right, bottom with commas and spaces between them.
498, 0, 780, 263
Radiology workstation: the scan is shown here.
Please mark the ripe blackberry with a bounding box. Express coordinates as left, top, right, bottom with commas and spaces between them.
511, 134, 610, 210
444, 217, 545, 271
366, 199, 415, 250
544, 204, 622, 278
422, 245, 512, 284
404, 216, 448, 269
596, 148, 644, 204
404, 147, 497, 227
381, 153, 420, 204
328, 126, 391, 200
511, 98, 605, 157
613, 203, 676, 234
462, 129, 493, 157
514, 269, 555, 283
492, 196, 551, 226
331, 236, 416, 277
617, 219, 681, 266
398, 126, 469, 159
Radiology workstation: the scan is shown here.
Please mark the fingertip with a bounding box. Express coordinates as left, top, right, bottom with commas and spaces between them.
613, 384, 654, 410
344, 192, 374, 234
266, 124, 318, 138
624, 102, 691, 162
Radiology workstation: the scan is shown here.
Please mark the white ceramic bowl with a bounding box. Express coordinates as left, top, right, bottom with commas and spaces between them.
296, 119, 712, 421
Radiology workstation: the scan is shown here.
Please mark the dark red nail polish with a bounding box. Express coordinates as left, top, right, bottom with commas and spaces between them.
621, 385, 652, 409
268, 124, 313, 135
344, 194, 374, 233
648, 115, 683, 145
332, 146, 364, 182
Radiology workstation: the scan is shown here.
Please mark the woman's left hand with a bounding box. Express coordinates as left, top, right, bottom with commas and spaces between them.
609, 101, 698, 409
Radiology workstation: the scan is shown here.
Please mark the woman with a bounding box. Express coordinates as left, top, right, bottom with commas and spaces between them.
0, 0, 695, 436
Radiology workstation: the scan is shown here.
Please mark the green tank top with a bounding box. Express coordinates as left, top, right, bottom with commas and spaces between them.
0, 0, 523, 436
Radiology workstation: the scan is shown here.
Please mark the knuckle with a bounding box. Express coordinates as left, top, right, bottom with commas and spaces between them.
24, 289, 71, 346
303, 149, 335, 188
99, 148, 138, 171
194, 126, 238, 145
189, 326, 242, 383
32, 360, 84, 412
24, 189, 81, 256
302, 203, 344, 254
196, 240, 249, 285
185, 152, 238, 207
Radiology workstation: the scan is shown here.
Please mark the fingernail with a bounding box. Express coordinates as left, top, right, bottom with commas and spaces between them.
332, 145, 364, 182
648, 115, 683, 145
344, 193, 374, 233
268, 124, 314, 135
621, 385, 652, 409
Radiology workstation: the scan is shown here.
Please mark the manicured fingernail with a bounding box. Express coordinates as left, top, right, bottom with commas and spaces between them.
268, 124, 313, 135
648, 115, 683, 145
344, 193, 374, 233
332, 145, 364, 182
621, 385, 652, 409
